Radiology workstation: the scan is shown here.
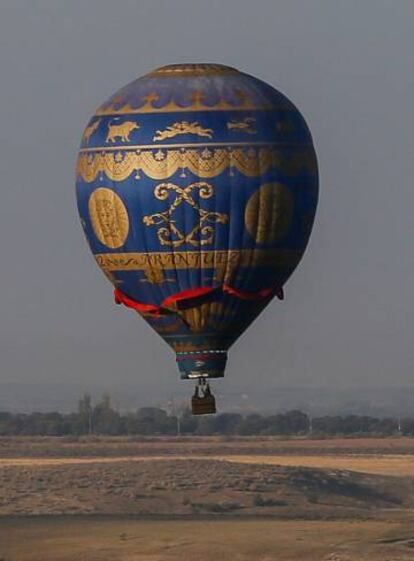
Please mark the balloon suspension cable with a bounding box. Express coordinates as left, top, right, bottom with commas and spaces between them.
191, 377, 217, 415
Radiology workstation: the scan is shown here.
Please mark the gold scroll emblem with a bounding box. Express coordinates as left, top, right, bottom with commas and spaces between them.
88, 188, 129, 249
77, 146, 318, 183
153, 121, 213, 141
142, 182, 228, 248
245, 183, 293, 244
83, 118, 101, 145
106, 120, 140, 143
227, 117, 257, 134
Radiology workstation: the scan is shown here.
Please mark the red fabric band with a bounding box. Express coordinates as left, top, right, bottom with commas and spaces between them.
162, 286, 217, 308
114, 289, 164, 315
114, 283, 283, 316
222, 284, 283, 301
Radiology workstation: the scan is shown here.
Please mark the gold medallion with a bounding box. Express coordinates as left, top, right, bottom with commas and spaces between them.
244, 182, 293, 245
88, 188, 129, 249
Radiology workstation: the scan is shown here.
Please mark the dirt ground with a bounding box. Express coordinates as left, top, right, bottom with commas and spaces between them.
3, 436, 414, 559
2, 517, 414, 561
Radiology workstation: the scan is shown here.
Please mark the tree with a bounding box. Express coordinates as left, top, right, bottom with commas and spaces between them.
93, 394, 122, 435
217, 413, 243, 434
135, 407, 170, 434
239, 414, 266, 435
78, 393, 93, 434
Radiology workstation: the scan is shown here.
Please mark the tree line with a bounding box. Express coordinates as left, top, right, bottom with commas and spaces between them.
0, 393, 413, 436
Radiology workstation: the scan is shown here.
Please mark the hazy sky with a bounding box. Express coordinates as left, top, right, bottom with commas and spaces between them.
1, 1, 414, 410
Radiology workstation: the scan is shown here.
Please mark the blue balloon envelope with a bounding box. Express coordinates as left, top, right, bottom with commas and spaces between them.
76, 63, 318, 384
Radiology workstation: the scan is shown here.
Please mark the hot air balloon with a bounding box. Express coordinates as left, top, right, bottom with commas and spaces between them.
76, 63, 318, 414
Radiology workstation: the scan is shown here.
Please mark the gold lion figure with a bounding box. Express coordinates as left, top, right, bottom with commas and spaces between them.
106, 120, 140, 143
153, 121, 213, 141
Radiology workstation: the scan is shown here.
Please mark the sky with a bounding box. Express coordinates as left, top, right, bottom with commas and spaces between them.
1, 0, 413, 411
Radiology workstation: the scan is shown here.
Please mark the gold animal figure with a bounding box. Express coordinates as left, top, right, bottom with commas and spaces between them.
227, 117, 257, 134
83, 118, 101, 144
106, 120, 140, 143
153, 121, 213, 141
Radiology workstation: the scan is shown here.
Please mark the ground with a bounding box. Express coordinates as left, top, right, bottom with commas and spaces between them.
2, 436, 414, 559
3, 518, 414, 561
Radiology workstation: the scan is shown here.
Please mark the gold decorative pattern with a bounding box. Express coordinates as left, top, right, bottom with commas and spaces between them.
106, 120, 140, 143
77, 146, 317, 182
245, 183, 293, 244
79, 141, 285, 153
178, 302, 232, 333
168, 340, 232, 352
94, 249, 301, 285
227, 117, 257, 134
83, 118, 101, 144
95, 94, 275, 116
153, 121, 213, 141
88, 188, 129, 249
143, 182, 228, 248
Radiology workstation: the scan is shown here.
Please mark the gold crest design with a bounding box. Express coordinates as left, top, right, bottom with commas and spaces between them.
153, 121, 213, 141
139, 268, 174, 284
106, 120, 140, 143
77, 146, 317, 183
227, 117, 257, 134
142, 182, 228, 248
88, 188, 129, 249
245, 183, 293, 244
83, 118, 101, 144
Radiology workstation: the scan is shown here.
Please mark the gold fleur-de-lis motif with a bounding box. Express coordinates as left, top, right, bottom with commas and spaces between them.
142, 182, 228, 248
141, 268, 166, 284
154, 149, 165, 161
142, 92, 160, 105
201, 148, 213, 159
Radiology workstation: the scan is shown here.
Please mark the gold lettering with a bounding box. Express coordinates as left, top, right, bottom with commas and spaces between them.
95, 249, 300, 273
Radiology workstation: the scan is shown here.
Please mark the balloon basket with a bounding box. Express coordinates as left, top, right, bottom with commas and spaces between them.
191, 378, 216, 415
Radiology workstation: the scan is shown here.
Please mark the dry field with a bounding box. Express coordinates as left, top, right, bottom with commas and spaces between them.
2, 436, 414, 559
3, 435, 414, 458
2, 453, 414, 476
1, 458, 411, 518
2, 517, 414, 561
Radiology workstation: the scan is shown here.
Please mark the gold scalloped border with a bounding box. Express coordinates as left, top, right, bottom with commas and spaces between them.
77, 147, 317, 183
95, 98, 275, 116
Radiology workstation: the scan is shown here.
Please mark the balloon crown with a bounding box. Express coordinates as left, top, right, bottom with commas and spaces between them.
148, 63, 238, 76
